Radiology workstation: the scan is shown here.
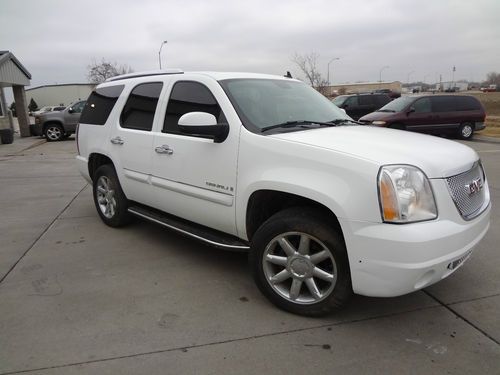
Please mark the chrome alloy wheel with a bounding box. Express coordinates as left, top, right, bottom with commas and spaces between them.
461, 124, 473, 138
263, 232, 337, 304
46, 126, 62, 141
96, 176, 116, 219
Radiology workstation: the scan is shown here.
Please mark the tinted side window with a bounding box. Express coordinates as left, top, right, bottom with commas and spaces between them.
163, 81, 224, 134
455, 96, 481, 111
358, 96, 373, 105
344, 96, 358, 107
120, 82, 163, 131
71, 101, 86, 113
80, 85, 124, 125
413, 98, 431, 113
431, 96, 455, 112
375, 95, 391, 106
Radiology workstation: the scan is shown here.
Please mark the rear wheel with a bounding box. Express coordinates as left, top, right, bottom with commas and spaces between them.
457, 123, 474, 140
44, 124, 64, 142
92, 164, 131, 227
250, 207, 352, 316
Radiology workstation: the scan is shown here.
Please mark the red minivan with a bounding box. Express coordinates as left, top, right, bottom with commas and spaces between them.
359, 95, 486, 140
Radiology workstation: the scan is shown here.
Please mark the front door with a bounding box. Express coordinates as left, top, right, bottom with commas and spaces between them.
150, 76, 239, 235
404, 97, 436, 132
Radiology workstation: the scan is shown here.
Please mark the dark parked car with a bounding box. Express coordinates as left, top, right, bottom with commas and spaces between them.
359, 95, 485, 140
332, 93, 392, 120
373, 88, 401, 98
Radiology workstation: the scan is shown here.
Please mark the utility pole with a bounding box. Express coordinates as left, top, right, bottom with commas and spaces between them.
327, 57, 340, 85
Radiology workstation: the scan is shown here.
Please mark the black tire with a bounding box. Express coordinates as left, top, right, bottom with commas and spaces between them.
0, 128, 14, 144
44, 124, 64, 142
389, 123, 406, 131
457, 123, 474, 140
92, 164, 131, 227
250, 207, 352, 316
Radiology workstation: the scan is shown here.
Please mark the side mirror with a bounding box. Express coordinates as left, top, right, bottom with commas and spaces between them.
407, 107, 415, 115
178, 112, 229, 143
68, 108, 75, 114
342, 104, 349, 109
340, 108, 347, 114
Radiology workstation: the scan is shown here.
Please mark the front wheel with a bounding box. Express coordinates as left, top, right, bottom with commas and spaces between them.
92, 164, 131, 227
250, 207, 352, 316
457, 123, 474, 140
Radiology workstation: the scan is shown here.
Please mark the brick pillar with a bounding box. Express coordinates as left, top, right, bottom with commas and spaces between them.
13, 85, 31, 137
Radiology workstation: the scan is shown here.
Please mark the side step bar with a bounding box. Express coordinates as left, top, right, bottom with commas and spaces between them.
128, 205, 250, 251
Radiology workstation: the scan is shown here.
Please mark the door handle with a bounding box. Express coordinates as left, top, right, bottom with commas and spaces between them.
155, 145, 174, 155
110, 136, 124, 145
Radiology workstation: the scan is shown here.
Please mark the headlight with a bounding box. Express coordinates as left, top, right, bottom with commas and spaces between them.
378, 165, 437, 223
372, 120, 386, 126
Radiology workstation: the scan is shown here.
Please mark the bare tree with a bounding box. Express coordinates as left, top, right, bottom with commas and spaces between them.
87, 58, 133, 84
484, 72, 500, 86
291, 52, 329, 95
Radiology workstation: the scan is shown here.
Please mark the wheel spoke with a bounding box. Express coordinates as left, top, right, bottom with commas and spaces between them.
310, 250, 330, 265
97, 186, 106, 194
265, 254, 288, 267
298, 235, 310, 255
270, 269, 291, 284
104, 204, 111, 216
305, 278, 322, 300
278, 237, 296, 257
289, 279, 302, 300
313, 267, 334, 282
98, 197, 107, 204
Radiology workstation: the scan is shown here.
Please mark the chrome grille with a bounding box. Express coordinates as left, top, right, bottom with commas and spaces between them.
446, 162, 487, 220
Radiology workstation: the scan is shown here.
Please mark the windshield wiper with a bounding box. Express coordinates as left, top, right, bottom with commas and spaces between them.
261, 120, 336, 133
329, 118, 362, 125
377, 109, 395, 113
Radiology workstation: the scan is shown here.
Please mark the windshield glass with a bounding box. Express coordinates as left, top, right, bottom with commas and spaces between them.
220, 79, 349, 133
332, 95, 347, 106
377, 96, 414, 112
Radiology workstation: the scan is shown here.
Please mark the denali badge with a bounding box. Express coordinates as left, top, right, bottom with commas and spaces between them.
465, 178, 483, 196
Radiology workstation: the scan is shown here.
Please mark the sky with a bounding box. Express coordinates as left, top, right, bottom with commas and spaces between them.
1, 0, 500, 92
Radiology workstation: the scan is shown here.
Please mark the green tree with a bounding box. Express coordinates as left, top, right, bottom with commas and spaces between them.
28, 98, 38, 112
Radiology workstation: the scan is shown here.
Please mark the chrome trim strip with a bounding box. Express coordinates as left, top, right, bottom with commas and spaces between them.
150, 176, 233, 207
128, 208, 249, 250
124, 168, 149, 183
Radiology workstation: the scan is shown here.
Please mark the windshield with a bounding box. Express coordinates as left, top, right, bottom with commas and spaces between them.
377, 96, 414, 112
220, 79, 350, 133
332, 95, 348, 106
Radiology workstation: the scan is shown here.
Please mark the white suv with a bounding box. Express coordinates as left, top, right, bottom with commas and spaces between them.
76, 70, 490, 316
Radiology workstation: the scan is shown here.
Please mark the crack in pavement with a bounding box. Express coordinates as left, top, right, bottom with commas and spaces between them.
423, 290, 500, 346
0, 304, 446, 375
0, 183, 88, 285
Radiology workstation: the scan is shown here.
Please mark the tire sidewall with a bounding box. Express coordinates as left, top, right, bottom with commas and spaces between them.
92, 164, 130, 227
250, 208, 352, 316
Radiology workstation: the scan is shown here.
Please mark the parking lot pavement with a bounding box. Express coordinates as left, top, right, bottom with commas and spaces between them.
0, 138, 499, 374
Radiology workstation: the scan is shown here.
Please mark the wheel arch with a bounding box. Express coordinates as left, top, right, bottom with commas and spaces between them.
245, 189, 344, 243
88, 152, 115, 181
42, 120, 65, 133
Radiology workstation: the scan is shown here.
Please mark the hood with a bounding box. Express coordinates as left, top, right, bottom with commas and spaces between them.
359, 111, 397, 122
270, 126, 478, 178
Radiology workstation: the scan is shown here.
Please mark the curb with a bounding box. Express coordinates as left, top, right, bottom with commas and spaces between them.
473, 135, 500, 144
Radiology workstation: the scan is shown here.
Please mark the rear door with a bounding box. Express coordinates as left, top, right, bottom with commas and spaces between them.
107, 81, 164, 206
150, 75, 239, 235
429, 96, 460, 133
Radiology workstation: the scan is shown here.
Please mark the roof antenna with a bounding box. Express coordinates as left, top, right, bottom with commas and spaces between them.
284, 71, 292, 78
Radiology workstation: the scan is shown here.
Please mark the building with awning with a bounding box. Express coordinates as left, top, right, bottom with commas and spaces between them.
0, 51, 32, 138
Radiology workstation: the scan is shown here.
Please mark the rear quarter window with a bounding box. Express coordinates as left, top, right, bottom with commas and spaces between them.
455, 96, 481, 111
80, 85, 124, 125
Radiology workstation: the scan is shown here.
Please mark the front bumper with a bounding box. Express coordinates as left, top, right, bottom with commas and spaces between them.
340, 179, 491, 297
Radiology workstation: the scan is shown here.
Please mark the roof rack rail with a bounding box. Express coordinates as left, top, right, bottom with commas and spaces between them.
105, 69, 184, 82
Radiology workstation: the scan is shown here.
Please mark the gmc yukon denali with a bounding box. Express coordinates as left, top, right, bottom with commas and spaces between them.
76, 70, 490, 316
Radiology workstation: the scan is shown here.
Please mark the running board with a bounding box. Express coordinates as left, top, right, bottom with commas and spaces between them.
128, 205, 250, 251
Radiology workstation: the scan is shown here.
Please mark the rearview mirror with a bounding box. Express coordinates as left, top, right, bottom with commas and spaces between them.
178, 112, 229, 143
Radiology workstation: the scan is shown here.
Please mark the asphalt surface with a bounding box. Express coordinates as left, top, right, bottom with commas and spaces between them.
0, 136, 499, 374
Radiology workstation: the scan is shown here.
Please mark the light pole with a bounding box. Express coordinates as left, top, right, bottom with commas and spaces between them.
327, 57, 340, 85
158, 40, 168, 69
379, 66, 389, 82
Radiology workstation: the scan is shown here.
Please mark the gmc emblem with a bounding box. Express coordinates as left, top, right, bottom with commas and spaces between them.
466, 178, 483, 195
